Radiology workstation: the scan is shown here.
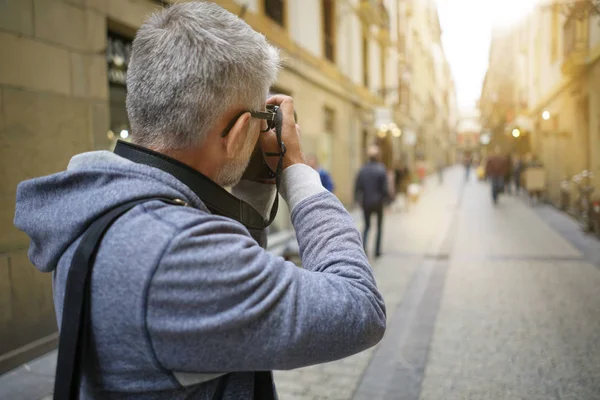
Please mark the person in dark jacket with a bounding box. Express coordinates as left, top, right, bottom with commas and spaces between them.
504, 154, 514, 195
514, 154, 524, 193
355, 146, 390, 257
485, 146, 510, 204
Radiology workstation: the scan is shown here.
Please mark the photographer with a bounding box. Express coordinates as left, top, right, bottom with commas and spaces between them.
14, 3, 385, 399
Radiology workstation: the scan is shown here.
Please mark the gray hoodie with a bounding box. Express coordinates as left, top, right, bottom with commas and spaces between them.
14, 151, 386, 399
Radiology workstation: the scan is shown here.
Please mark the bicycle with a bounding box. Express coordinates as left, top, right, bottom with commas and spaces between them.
571, 171, 595, 232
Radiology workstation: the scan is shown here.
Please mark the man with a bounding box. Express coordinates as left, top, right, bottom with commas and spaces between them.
485, 146, 510, 204
14, 3, 385, 399
513, 154, 524, 194
355, 146, 390, 258
504, 153, 514, 195
464, 151, 472, 181
307, 154, 334, 192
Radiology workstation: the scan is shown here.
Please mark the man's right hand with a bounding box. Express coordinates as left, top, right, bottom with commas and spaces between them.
261, 95, 305, 171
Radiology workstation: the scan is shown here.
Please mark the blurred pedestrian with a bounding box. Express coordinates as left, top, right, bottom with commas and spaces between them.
355, 146, 390, 258
485, 146, 509, 204
393, 160, 409, 211
464, 151, 472, 181
416, 158, 427, 186
514, 154, 524, 194
307, 154, 334, 193
504, 153, 514, 195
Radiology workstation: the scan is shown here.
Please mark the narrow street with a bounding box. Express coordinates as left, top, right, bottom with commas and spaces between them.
2, 167, 599, 400
275, 166, 600, 400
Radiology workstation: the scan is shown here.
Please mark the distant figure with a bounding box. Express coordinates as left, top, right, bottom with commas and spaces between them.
416, 159, 427, 185
437, 159, 444, 185
504, 154, 514, 195
464, 152, 473, 181
514, 154, 524, 193
393, 160, 410, 211
355, 146, 390, 258
307, 154, 334, 193
485, 146, 509, 204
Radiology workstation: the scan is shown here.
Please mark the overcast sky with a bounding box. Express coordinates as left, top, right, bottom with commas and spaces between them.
436, 0, 537, 112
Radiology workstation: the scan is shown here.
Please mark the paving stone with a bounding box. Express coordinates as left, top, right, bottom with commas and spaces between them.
4, 168, 600, 400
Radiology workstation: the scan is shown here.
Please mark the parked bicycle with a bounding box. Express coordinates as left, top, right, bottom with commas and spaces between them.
591, 197, 600, 239
559, 176, 571, 211
571, 171, 595, 232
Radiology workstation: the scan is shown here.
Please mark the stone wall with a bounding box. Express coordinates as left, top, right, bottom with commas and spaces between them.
0, 0, 164, 374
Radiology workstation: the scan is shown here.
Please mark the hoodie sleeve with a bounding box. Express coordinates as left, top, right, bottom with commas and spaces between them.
146, 167, 386, 373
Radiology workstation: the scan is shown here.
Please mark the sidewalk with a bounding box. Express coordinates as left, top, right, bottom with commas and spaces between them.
3, 166, 599, 400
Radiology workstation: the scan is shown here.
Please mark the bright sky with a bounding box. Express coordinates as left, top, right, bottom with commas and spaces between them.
436, 0, 538, 112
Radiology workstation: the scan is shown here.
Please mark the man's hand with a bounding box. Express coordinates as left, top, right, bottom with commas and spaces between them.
261, 95, 305, 171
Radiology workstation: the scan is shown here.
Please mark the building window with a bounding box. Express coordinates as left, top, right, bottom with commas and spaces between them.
322, 0, 336, 62
324, 107, 336, 133
264, 0, 285, 27
322, 107, 336, 171
380, 44, 386, 96
551, 4, 559, 61
362, 29, 370, 87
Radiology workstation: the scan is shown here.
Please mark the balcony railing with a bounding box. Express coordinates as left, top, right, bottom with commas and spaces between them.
562, 14, 589, 76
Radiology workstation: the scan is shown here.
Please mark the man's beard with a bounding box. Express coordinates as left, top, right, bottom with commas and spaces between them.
216, 134, 257, 187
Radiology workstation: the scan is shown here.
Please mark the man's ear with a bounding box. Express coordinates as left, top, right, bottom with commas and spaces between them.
223, 112, 251, 158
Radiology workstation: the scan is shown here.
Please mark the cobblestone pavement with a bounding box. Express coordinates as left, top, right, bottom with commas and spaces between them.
3, 167, 600, 400
276, 168, 600, 400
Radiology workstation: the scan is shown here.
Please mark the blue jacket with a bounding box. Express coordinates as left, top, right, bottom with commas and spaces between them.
318, 168, 334, 192
13, 151, 386, 399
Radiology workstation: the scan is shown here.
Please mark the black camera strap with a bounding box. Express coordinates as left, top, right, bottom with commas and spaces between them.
53, 197, 187, 400
113, 139, 282, 231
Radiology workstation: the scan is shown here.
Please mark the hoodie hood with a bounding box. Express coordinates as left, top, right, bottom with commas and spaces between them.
14, 151, 207, 273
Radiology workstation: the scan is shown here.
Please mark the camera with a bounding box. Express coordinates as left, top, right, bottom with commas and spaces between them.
242, 105, 297, 181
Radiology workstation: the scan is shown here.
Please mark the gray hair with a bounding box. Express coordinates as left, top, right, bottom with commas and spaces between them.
126, 1, 280, 150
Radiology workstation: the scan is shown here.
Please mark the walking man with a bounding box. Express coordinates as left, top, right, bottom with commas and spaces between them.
464, 151, 472, 181
486, 146, 510, 204
355, 146, 390, 257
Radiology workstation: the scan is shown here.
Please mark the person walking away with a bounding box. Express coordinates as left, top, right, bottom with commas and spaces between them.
393, 160, 408, 211
307, 154, 334, 193
13, 3, 385, 399
485, 146, 509, 204
355, 146, 390, 258
464, 151, 472, 181
437, 158, 444, 185
504, 154, 514, 195
514, 154, 524, 194
416, 158, 427, 186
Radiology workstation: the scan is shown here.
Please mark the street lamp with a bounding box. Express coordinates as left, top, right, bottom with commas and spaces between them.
542, 110, 551, 121
480, 132, 491, 145
512, 128, 521, 138
120, 129, 129, 139
391, 128, 402, 137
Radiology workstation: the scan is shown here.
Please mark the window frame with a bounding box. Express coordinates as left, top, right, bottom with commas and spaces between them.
260, 0, 289, 29
321, 0, 337, 63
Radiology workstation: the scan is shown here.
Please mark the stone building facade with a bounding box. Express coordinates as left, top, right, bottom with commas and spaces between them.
480, 2, 600, 204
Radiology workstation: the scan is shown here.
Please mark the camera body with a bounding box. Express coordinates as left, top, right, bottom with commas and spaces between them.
241, 104, 297, 181
241, 104, 279, 181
